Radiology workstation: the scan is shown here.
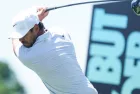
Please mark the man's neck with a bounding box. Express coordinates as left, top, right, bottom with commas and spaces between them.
37, 29, 47, 37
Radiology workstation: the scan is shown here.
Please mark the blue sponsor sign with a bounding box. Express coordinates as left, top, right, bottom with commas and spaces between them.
86, 1, 140, 94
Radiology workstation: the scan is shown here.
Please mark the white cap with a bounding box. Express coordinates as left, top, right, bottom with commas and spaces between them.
9, 7, 40, 39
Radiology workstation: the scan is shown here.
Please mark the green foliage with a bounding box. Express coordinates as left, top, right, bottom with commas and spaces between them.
0, 81, 10, 94
0, 62, 10, 80
0, 61, 25, 94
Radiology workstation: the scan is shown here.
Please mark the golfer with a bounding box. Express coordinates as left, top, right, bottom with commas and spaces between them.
10, 6, 98, 94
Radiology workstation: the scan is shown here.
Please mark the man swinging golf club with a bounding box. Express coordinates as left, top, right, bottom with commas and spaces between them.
9, 6, 98, 94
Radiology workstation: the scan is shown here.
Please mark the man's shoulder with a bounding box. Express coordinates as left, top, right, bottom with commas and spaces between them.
48, 26, 67, 36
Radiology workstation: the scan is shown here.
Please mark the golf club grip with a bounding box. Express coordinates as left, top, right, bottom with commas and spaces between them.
45, 0, 127, 12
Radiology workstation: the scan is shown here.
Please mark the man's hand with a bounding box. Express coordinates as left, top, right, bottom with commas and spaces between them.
37, 7, 49, 21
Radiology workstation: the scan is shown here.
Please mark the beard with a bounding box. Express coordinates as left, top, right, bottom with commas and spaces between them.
24, 36, 38, 48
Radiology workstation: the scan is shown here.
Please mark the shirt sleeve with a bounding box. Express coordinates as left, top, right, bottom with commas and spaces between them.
15, 42, 30, 63
15, 43, 23, 57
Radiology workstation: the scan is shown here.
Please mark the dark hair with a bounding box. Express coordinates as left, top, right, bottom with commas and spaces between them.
38, 22, 45, 30
30, 22, 45, 32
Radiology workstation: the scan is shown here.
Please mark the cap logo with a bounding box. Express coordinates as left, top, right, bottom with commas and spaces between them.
13, 24, 17, 27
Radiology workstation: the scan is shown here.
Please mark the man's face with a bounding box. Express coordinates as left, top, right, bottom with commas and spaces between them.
19, 26, 38, 48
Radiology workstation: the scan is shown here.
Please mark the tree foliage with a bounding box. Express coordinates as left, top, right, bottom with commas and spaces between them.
0, 61, 25, 94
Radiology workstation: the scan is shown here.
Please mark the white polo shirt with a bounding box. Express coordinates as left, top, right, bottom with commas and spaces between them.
15, 27, 98, 94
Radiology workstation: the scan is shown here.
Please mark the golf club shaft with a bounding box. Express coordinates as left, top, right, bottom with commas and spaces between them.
45, 0, 128, 12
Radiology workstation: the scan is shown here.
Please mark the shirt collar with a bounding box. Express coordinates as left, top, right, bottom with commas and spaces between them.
35, 30, 51, 43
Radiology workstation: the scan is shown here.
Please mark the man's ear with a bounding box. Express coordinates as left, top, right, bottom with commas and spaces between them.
33, 24, 40, 34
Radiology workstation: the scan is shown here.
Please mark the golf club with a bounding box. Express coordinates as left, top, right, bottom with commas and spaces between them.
45, 0, 129, 12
